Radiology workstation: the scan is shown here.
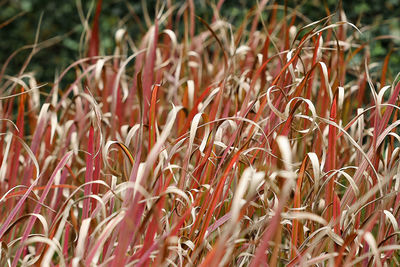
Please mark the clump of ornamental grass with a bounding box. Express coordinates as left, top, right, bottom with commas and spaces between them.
1, 1, 400, 266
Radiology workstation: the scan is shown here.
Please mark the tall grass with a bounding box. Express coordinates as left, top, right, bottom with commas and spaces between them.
1, 1, 400, 266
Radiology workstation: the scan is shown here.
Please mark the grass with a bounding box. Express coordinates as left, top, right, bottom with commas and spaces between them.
1, 1, 400, 266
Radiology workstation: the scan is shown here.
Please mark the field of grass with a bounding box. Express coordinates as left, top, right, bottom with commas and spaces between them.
1, 1, 400, 266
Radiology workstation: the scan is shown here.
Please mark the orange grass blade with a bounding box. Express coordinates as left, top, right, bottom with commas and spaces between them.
194, 150, 241, 249
290, 156, 308, 259
325, 92, 337, 220
380, 48, 393, 88
142, 18, 159, 124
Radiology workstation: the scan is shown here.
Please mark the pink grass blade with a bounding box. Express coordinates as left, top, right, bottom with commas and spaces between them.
142, 18, 159, 124
148, 84, 160, 152
8, 89, 25, 189
342, 81, 400, 206
21, 103, 49, 185
83, 126, 94, 219
0, 135, 40, 240
11, 151, 73, 267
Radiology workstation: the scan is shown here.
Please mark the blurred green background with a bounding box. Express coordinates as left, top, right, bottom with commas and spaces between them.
1, 0, 399, 86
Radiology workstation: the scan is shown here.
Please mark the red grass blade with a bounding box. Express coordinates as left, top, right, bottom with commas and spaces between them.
88, 0, 102, 63
290, 156, 308, 259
